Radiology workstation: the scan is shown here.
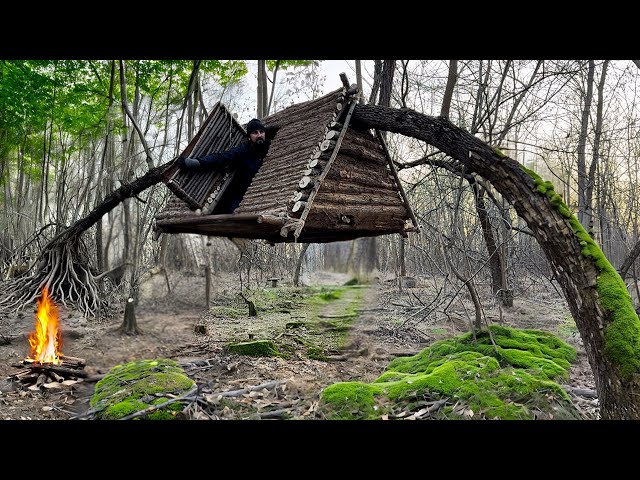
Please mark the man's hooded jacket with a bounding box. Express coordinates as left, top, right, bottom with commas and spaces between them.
196, 137, 271, 213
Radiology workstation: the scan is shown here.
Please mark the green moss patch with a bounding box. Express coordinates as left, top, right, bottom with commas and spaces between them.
319, 290, 343, 301
90, 359, 195, 420
300, 286, 364, 358
226, 339, 281, 357
320, 382, 381, 420
492, 146, 507, 158
308, 346, 330, 361
208, 305, 246, 319
320, 326, 580, 420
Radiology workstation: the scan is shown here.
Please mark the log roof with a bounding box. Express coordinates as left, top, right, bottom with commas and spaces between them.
154, 81, 418, 243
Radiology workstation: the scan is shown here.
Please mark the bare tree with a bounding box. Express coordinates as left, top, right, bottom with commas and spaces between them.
589, 61, 609, 239
257, 60, 268, 118
348, 60, 396, 279
0, 159, 173, 316
440, 60, 458, 119
577, 60, 595, 227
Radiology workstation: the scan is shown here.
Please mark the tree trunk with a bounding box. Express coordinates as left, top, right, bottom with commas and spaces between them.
266, 60, 280, 116
120, 295, 141, 335
355, 61, 364, 105
619, 238, 640, 280
398, 235, 406, 277
378, 60, 395, 107
257, 60, 268, 118
351, 103, 640, 419
368, 60, 382, 104
586, 60, 609, 238
577, 60, 595, 227
356, 59, 396, 281
440, 60, 458, 119
472, 182, 504, 300
442, 235, 482, 331
293, 243, 310, 286
118, 61, 142, 335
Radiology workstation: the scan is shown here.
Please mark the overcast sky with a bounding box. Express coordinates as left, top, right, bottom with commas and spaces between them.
232, 60, 374, 123
321, 60, 374, 95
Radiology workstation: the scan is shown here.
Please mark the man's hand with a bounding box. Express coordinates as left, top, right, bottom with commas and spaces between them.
177, 156, 201, 170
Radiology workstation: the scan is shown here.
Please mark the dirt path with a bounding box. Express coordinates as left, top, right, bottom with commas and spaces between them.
325, 284, 427, 382
162, 279, 430, 420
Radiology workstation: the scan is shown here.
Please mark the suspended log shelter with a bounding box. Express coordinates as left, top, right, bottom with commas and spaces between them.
154, 75, 419, 243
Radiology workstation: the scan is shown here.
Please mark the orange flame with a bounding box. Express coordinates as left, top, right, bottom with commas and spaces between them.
27, 287, 63, 365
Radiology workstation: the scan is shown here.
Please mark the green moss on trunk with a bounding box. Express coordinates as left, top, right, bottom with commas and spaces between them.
521, 165, 640, 379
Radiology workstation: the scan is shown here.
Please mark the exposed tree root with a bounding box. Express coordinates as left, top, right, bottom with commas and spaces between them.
0, 159, 174, 318
0, 236, 106, 317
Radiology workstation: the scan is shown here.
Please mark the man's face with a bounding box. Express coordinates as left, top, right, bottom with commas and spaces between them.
249, 129, 266, 144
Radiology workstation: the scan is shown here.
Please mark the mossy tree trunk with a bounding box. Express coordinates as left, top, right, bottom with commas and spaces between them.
352, 104, 640, 420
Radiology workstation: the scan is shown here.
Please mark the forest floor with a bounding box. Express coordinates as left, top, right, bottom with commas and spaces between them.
0, 269, 599, 421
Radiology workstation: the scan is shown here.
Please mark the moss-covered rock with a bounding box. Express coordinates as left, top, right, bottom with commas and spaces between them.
320, 382, 382, 420
320, 326, 580, 420
226, 339, 281, 357
90, 359, 195, 420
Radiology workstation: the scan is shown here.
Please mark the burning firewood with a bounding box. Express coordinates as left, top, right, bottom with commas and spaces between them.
7, 287, 88, 389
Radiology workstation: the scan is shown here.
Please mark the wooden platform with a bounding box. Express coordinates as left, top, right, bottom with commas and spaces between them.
154, 212, 409, 243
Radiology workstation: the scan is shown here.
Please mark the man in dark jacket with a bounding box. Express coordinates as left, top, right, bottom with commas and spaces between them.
178, 118, 270, 213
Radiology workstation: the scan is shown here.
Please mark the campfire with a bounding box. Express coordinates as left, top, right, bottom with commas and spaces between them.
10, 287, 87, 390
28, 286, 62, 364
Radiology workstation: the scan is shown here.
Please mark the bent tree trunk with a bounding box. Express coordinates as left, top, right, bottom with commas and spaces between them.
351, 104, 640, 420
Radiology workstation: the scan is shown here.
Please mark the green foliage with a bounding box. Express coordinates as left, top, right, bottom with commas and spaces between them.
202, 60, 248, 87
266, 60, 316, 71
0, 59, 255, 185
